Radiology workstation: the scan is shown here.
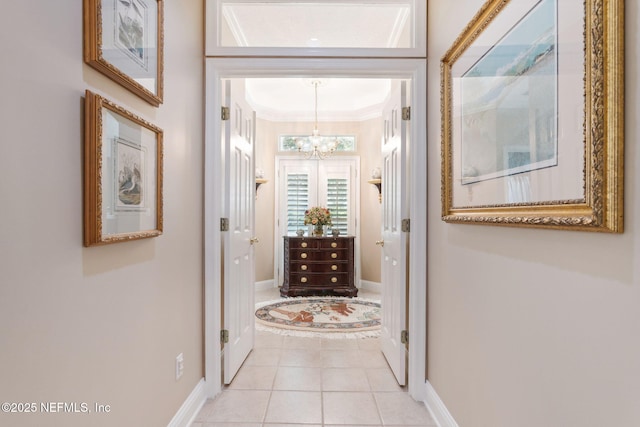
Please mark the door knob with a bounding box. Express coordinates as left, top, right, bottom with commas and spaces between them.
250, 237, 260, 245
375, 240, 384, 247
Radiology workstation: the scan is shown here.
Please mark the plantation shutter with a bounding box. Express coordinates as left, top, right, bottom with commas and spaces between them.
286, 173, 309, 235
326, 178, 349, 235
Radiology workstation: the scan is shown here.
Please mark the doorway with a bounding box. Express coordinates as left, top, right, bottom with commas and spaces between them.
204, 57, 427, 402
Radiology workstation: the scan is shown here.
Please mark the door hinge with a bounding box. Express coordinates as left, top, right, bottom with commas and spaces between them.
402, 218, 410, 232
220, 217, 229, 231
221, 106, 230, 121
401, 330, 409, 344
220, 329, 229, 343
402, 106, 411, 121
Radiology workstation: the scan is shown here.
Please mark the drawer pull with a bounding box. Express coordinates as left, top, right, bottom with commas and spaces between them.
301, 277, 308, 283
301, 242, 308, 248
331, 242, 337, 248
331, 265, 338, 271
301, 253, 308, 259
301, 265, 308, 271
331, 253, 338, 259
331, 277, 338, 283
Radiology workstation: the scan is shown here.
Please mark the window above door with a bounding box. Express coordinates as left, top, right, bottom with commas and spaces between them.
279, 135, 356, 153
206, 0, 426, 57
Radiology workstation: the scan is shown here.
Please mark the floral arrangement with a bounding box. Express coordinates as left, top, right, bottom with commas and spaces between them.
304, 206, 332, 227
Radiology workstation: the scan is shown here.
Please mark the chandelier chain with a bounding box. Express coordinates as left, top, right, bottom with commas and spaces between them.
296, 79, 337, 160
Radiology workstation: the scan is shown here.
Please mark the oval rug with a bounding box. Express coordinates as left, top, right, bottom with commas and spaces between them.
255, 297, 381, 338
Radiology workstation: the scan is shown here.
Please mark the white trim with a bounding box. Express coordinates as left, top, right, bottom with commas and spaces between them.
167, 378, 207, 427
205, 57, 427, 401
424, 381, 460, 427
359, 279, 381, 293
407, 60, 428, 402
255, 279, 275, 291
204, 64, 224, 399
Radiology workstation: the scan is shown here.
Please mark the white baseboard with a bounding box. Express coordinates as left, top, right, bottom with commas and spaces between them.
255, 279, 275, 291
168, 378, 207, 427
359, 280, 381, 293
424, 380, 459, 427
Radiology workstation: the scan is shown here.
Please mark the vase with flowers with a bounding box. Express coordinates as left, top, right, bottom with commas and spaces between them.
304, 206, 332, 237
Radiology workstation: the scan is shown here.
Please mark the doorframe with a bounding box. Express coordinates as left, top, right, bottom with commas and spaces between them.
204, 57, 427, 401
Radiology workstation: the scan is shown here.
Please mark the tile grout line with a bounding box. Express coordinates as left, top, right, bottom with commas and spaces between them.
372, 391, 387, 427
261, 389, 273, 425
320, 381, 325, 427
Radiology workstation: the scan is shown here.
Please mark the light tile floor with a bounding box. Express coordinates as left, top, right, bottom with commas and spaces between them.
191, 288, 436, 427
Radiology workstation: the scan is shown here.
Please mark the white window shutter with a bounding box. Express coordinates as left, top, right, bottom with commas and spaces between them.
326, 178, 349, 235
286, 173, 309, 235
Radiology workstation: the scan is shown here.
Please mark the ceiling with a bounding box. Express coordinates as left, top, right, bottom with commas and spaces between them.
244, 78, 393, 122
220, 2, 412, 121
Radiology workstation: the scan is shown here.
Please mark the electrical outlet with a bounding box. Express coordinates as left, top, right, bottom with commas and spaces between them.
175, 353, 184, 380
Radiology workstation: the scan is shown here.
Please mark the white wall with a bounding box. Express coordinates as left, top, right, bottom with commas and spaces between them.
427, 1, 640, 426
358, 118, 383, 282
254, 118, 278, 283
0, 1, 204, 426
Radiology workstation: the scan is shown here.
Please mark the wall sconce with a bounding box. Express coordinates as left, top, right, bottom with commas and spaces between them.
256, 178, 267, 192
368, 167, 382, 203
256, 168, 267, 198
368, 178, 382, 203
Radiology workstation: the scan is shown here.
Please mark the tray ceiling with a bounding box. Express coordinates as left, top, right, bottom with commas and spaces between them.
245, 78, 393, 121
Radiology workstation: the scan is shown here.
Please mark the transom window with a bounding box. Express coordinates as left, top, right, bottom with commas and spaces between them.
220, 1, 411, 48
206, 0, 426, 57
279, 135, 356, 152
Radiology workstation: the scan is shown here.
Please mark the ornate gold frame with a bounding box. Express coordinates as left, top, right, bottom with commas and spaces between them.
84, 0, 164, 106
440, 0, 624, 232
84, 90, 163, 246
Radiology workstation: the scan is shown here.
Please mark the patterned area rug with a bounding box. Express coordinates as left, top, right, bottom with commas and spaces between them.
255, 297, 381, 339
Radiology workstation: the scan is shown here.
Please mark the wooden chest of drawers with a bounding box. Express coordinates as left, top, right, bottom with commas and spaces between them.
280, 236, 357, 297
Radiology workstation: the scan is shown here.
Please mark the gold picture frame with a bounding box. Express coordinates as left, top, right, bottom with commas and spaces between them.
84, 0, 164, 106
440, 0, 624, 232
84, 90, 163, 246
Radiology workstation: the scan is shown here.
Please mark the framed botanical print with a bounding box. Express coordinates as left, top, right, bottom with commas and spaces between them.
440, 0, 624, 232
84, 0, 164, 106
84, 90, 163, 246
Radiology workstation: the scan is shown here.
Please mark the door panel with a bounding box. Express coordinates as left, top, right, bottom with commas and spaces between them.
223, 79, 256, 384
380, 81, 408, 386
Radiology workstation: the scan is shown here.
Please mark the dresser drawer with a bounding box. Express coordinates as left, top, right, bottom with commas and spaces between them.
319, 238, 349, 249
316, 249, 348, 262
288, 239, 320, 249
286, 237, 350, 249
290, 249, 348, 262
289, 273, 349, 286
289, 261, 349, 273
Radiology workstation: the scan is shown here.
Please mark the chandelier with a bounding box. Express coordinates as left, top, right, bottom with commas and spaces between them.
296, 80, 337, 160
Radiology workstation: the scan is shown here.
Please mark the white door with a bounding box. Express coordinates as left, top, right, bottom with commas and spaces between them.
380, 81, 408, 386
223, 79, 256, 384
